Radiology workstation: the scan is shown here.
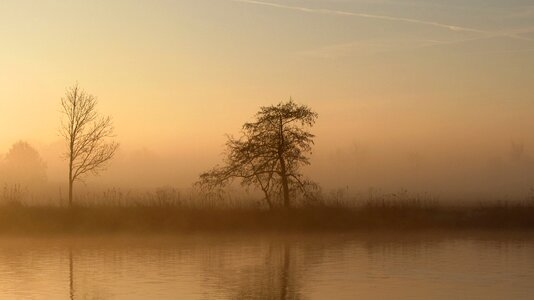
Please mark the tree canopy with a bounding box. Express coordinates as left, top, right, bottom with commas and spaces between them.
0, 141, 47, 186
197, 100, 320, 209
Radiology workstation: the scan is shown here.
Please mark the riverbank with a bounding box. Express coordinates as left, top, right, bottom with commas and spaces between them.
1, 201, 533, 234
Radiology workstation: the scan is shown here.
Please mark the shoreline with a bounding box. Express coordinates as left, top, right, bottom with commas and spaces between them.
0, 203, 533, 234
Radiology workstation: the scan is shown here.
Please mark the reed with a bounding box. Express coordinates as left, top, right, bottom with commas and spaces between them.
0, 197, 533, 234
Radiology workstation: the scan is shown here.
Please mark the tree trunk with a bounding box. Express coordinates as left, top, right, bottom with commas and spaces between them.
68, 179, 73, 207
278, 116, 290, 209
68, 157, 73, 207
265, 194, 273, 210
257, 173, 274, 210
279, 157, 290, 209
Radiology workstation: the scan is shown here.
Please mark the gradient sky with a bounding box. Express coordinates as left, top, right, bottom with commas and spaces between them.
1, 0, 534, 197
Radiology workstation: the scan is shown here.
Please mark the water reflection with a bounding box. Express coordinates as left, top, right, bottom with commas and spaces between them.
69, 248, 74, 300
215, 242, 303, 299
0, 232, 533, 299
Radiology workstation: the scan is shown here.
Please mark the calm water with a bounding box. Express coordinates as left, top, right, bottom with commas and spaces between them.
0, 231, 533, 299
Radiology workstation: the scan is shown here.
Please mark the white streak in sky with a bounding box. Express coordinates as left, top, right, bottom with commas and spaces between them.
232, 0, 486, 34
231, 0, 534, 42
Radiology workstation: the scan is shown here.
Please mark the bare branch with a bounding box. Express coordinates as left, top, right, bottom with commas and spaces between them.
196, 99, 318, 209
60, 83, 119, 205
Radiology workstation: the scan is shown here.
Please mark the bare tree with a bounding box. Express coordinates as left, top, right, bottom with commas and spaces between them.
60, 84, 119, 207
197, 100, 319, 209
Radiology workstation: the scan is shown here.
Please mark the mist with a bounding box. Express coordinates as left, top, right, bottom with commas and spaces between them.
1, 0, 534, 206
1, 97, 533, 204
2, 1, 534, 298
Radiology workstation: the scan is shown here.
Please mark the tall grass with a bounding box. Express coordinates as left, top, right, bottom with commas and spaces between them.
0, 186, 533, 234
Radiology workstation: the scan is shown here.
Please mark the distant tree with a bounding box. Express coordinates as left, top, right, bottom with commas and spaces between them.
1, 141, 47, 186
60, 84, 119, 207
510, 140, 525, 162
197, 100, 319, 209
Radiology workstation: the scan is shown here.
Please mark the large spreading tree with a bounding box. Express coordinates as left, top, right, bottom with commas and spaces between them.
197, 100, 319, 209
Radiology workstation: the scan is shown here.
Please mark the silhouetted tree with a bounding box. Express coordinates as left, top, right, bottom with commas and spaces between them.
60, 84, 118, 207
1, 141, 47, 186
198, 100, 319, 209
510, 140, 525, 162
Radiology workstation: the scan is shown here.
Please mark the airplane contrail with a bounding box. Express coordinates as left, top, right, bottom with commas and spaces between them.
232, 0, 486, 34
231, 0, 533, 41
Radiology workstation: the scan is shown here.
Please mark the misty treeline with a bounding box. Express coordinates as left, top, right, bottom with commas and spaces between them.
0, 84, 323, 209
2, 84, 533, 209
0, 141, 47, 204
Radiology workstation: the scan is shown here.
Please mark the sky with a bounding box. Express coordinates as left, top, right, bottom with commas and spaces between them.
1, 0, 534, 199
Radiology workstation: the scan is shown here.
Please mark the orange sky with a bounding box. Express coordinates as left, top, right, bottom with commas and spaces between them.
1, 0, 533, 198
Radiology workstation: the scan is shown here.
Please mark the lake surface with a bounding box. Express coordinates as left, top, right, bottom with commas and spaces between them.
0, 231, 533, 299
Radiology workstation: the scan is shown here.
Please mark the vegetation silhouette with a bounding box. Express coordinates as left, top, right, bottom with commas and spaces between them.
0, 141, 47, 187
0, 89, 531, 233
197, 100, 320, 210
60, 84, 119, 207
0, 193, 533, 234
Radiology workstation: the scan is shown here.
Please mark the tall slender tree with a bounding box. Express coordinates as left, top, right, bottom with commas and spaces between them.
198, 100, 319, 209
60, 84, 118, 207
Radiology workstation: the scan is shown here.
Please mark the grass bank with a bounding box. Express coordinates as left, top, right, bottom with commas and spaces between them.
0, 200, 533, 234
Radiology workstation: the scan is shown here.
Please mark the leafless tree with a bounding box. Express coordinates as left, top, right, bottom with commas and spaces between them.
60, 84, 119, 207
197, 100, 320, 209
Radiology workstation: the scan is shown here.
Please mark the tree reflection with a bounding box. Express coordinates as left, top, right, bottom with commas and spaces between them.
199, 238, 326, 300
69, 248, 74, 300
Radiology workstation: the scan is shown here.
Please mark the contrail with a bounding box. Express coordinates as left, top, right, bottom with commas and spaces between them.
232, 0, 486, 34
231, 0, 534, 41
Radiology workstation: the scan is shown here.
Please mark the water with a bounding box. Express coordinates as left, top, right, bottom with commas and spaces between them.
1, 231, 533, 299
